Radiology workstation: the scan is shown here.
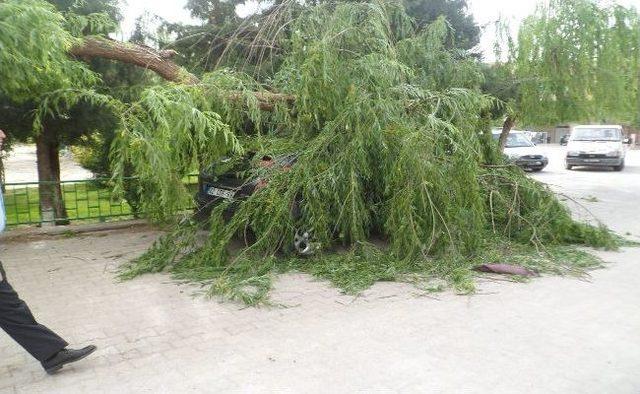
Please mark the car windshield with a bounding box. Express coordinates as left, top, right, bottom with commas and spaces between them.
572, 128, 621, 142
493, 133, 534, 148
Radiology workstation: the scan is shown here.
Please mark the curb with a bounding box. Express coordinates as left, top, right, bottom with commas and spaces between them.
0, 219, 157, 243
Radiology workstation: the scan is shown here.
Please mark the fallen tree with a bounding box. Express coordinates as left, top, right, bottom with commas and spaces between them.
112, 2, 615, 304
1, 0, 617, 305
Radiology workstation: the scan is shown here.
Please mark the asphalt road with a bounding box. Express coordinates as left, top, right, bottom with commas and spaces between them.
531, 144, 640, 239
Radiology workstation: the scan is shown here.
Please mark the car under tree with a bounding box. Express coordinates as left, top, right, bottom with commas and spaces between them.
194, 153, 316, 255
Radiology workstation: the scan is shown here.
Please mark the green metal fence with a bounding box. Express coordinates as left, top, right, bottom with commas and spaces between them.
3, 175, 199, 227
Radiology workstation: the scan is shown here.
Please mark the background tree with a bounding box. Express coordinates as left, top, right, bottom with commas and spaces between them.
480, 62, 518, 151
161, 0, 481, 80
0, 0, 102, 223
403, 0, 479, 49
0, 0, 122, 223
160, 0, 286, 79
0, 0, 161, 223
496, 0, 640, 137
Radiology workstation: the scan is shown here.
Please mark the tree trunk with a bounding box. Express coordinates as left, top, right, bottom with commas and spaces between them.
35, 127, 68, 225
498, 116, 516, 153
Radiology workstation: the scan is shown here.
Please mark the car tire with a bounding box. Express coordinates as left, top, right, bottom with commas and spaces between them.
565, 163, 573, 170
531, 168, 543, 172
294, 229, 316, 256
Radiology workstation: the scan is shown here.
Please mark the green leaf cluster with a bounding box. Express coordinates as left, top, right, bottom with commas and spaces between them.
0, 0, 98, 103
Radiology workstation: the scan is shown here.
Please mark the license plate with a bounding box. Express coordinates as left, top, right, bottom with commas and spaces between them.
584, 159, 600, 163
207, 186, 235, 199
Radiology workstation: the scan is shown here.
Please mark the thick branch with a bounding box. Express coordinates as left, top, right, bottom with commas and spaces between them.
71, 36, 200, 85
70, 37, 294, 111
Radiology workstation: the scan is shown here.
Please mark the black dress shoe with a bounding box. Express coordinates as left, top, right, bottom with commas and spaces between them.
42, 345, 97, 374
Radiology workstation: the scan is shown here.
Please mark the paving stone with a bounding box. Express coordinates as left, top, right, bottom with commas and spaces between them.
0, 224, 639, 392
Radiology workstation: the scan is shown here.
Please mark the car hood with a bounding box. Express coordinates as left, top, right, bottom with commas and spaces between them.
503, 146, 546, 159
567, 140, 621, 153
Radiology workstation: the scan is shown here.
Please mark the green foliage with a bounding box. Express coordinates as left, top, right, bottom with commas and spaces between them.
479, 166, 613, 249
117, 1, 617, 304
236, 3, 492, 255
110, 84, 242, 219
64, 11, 117, 37
186, 0, 245, 24
501, 0, 640, 127
0, 0, 98, 103
0, 96, 34, 144
121, 228, 606, 305
32, 88, 115, 133
291, 243, 427, 295
48, 0, 121, 22
0, 0, 619, 305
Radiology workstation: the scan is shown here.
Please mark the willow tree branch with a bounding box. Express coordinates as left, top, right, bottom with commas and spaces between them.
70, 36, 295, 111
70, 36, 200, 85
225, 91, 296, 111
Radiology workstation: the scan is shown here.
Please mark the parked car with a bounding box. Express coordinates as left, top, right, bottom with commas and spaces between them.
530, 131, 548, 145
194, 152, 316, 255
492, 129, 549, 171
560, 134, 570, 146
565, 125, 629, 171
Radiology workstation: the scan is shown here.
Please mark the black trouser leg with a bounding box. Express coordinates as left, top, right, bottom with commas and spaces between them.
0, 262, 68, 362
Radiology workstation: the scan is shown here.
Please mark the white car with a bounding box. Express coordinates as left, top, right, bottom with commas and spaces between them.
492, 129, 549, 171
565, 125, 629, 171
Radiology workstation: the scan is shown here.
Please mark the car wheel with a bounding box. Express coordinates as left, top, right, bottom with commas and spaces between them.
294, 229, 316, 256
565, 163, 573, 170
531, 168, 543, 172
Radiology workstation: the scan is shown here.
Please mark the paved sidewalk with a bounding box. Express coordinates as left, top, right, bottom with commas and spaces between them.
1, 147, 640, 393
1, 229, 639, 393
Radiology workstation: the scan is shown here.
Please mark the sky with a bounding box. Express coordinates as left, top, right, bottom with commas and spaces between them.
119, 0, 640, 60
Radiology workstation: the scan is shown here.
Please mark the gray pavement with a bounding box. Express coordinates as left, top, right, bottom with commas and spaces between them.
0, 146, 639, 393
530, 145, 640, 239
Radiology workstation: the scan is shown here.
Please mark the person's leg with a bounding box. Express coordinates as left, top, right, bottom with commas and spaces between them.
0, 263, 68, 362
